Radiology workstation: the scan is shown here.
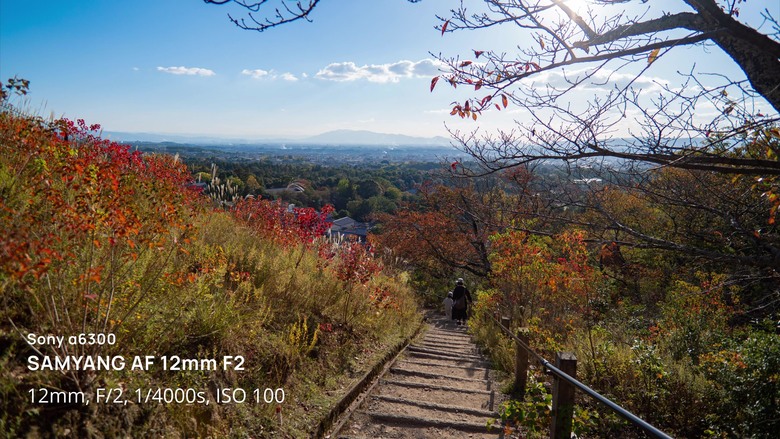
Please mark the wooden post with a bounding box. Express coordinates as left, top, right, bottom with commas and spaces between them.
501, 316, 511, 330
514, 327, 529, 397
550, 352, 577, 439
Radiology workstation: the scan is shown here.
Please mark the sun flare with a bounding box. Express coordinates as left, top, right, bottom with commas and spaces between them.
562, 0, 590, 14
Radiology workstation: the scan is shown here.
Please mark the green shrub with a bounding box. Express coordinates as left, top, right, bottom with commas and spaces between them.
700, 326, 780, 438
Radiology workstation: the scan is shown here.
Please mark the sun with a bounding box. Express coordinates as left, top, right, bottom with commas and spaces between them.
561, 0, 591, 14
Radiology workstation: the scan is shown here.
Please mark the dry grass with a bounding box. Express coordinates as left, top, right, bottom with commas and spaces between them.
0, 111, 420, 438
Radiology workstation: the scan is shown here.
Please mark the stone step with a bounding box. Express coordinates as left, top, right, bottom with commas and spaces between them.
417, 342, 481, 354
399, 359, 492, 373
380, 378, 492, 395
373, 394, 498, 418
405, 349, 493, 368
362, 395, 495, 426
337, 421, 500, 439
424, 329, 471, 339
331, 313, 503, 439
388, 372, 492, 393
395, 360, 493, 381
360, 411, 498, 434
407, 345, 489, 362
389, 366, 490, 384
377, 380, 495, 411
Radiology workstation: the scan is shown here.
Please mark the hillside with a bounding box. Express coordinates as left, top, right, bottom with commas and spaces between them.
3, 101, 778, 439
0, 109, 420, 437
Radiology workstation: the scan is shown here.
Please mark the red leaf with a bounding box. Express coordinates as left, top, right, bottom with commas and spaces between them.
430, 76, 440, 92
480, 95, 492, 106
495, 103, 501, 111
450, 106, 460, 116
502, 94, 508, 108
451, 161, 458, 170
474, 50, 484, 58
441, 20, 449, 36
647, 48, 660, 65
530, 62, 541, 71
460, 61, 472, 67
475, 80, 482, 91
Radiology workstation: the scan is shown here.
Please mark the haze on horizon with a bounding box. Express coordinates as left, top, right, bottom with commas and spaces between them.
1, 0, 774, 140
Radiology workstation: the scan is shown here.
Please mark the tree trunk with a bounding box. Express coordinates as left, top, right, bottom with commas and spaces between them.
685, 0, 780, 112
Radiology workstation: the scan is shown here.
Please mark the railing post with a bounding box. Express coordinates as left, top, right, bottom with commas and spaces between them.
501, 316, 511, 329
550, 352, 577, 439
513, 327, 529, 397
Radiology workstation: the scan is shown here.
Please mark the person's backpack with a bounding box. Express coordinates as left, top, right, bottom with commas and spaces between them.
453, 294, 467, 310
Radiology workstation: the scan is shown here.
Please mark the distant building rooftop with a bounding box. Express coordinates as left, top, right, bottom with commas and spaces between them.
328, 216, 372, 241
572, 178, 603, 184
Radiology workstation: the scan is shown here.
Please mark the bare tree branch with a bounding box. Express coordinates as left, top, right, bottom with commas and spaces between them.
433, 0, 779, 179
204, 0, 321, 32
205, 0, 421, 32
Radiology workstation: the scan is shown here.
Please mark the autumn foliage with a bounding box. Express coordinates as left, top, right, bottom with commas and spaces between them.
488, 230, 600, 347
232, 197, 334, 247
373, 151, 779, 437
0, 113, 199, 332
0, 107, 418, 437
375, 179, 530, 279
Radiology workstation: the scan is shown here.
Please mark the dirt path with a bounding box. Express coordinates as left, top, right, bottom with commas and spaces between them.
332, 313, 504, 438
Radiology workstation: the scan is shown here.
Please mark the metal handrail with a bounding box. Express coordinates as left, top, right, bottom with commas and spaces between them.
488, 313, 673, 439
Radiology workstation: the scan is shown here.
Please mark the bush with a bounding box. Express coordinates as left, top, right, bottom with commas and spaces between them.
700, 326, 780, 438
0, 109, 420, 437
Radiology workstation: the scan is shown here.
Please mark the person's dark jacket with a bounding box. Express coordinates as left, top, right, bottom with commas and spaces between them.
452, 284, 471, 310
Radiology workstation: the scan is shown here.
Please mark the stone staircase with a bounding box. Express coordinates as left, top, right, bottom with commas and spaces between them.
334, 314, 504, 438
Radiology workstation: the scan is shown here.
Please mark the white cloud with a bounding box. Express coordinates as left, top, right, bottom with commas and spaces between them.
315, 59, 444, 83
412, 59, 447, 76
241, 68, 271, 79
242, 69, 298, 81
157, 66, 215, 76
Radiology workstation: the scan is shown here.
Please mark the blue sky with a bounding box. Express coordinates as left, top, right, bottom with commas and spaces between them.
1, 0, 777, 140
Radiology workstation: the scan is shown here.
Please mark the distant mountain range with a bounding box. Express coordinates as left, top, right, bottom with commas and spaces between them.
104, 129, 451, 147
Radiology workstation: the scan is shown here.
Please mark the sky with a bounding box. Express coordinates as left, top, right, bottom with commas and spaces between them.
1, 0, 777, 140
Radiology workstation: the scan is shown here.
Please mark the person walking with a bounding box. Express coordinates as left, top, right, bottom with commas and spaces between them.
451, 278, 472, 326
443, 291, 454, 321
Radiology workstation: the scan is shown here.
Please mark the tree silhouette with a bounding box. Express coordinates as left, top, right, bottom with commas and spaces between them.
434, 0, 779, 175
206, 0, 779, 174
204, 0, 420, 32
